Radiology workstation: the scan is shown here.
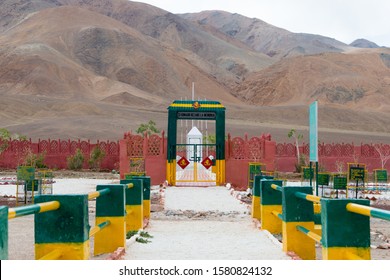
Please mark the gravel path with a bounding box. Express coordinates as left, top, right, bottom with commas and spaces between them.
125, 187, 291, 260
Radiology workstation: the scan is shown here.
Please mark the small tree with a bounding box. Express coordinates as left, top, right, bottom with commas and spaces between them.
335, 160, 346, 174
373, 144, 390, 169
0, 128, 11, 153
88, 146, 106, 171
288, 129, 306, 172
203, 134, 216, 144
67, 149, 84, 170
136, 120, 160, 136
23, 149, 47, 168
0, 128, 26, 155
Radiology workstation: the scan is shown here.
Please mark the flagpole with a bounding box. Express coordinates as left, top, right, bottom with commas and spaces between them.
192, 82, 194, 128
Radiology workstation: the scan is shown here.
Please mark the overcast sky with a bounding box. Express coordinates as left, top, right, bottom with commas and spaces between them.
136, 0, 390, 47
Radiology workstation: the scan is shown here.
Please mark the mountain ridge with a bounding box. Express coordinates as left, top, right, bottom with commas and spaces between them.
0, 0, 389, 144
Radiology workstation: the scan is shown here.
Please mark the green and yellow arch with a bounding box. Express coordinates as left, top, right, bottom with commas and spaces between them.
166, 100, 226, 186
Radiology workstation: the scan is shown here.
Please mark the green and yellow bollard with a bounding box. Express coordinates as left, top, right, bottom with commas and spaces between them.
120, 179, 144, 231
251, 175, 262, 220
281, 186, 316, 260
251, 175, 273, 221
93, 184, 127, 256
34, 195, 90, 260
129, 176, 151, 219
0, 206, 8, 260
313, 202, 322, 236
260, 180, 283, 234
321, 199, 370, 260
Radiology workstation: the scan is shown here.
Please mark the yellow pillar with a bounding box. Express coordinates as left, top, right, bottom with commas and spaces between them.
282, 221, 316, 260
261, 205, 282, 234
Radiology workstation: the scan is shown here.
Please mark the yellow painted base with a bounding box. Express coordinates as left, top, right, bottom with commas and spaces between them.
313, 203, 321, 214
261, 205, 282, 234
282, 221, 316, 260
322, 247, 371, 260
166, 160, 176, 186
216, 160, 225, 186
35, 241, 89, 260
94, 217, 126, 256
143, 199, 151, 219
251, 196, 261, 220
126, 205, 143, 232
313, 224, 322, 236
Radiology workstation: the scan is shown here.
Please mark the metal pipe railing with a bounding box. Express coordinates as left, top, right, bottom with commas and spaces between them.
89, 221, 111, 238
295, 192, 321, 203
88, 188, 110, 200
271, 210, 283, 220
346, 203, 390, 221
8, 201, 60, 220
296, 225, 322, 243
271, 184, 282, 192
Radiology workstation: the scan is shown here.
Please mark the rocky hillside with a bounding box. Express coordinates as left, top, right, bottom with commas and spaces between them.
234, 51, 390, 109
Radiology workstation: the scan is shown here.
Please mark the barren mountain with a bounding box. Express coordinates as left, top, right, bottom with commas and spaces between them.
180, 10, 350, 58
234, 51, 390, 109
0, 0, 389, 144
350, 38, 380, 48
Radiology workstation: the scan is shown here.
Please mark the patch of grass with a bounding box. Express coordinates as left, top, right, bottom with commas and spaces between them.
135, 231, 153, 244
126, 230, 138, 239
139, 231, 153, 238
136, 237, 151, 244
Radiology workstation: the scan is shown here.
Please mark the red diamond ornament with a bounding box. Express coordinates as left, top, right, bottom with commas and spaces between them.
201, 157, 213, 169
177, 157, 190, 169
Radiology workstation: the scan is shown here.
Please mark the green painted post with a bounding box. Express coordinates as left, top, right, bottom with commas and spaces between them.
321, 198, 370, 260
94, 184, 126, 256
34, 194, 90, 260
260, 179, 283, 234
251, 175, 262, 220
0, 206, 8, 260
282, 186, 316, 260
120, 179, 144, 231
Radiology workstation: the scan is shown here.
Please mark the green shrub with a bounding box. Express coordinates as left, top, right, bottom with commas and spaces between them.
24, 150, 47, 168
295, 154, 308, 173
88, 146, 105, 171
67, 149, 84, 170
136, 120, 160, 136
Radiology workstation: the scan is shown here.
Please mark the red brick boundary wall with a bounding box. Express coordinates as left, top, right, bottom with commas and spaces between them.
119, 132, 166, 185
2, 134, 388, 189
119, 132, 390, 188
0, 139, 119, 170
275, 142, 390, 172
225, 133, 275, 188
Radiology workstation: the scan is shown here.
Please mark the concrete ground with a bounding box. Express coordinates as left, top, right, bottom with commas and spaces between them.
4, 177, 388, 260
125, 187, 291, 260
